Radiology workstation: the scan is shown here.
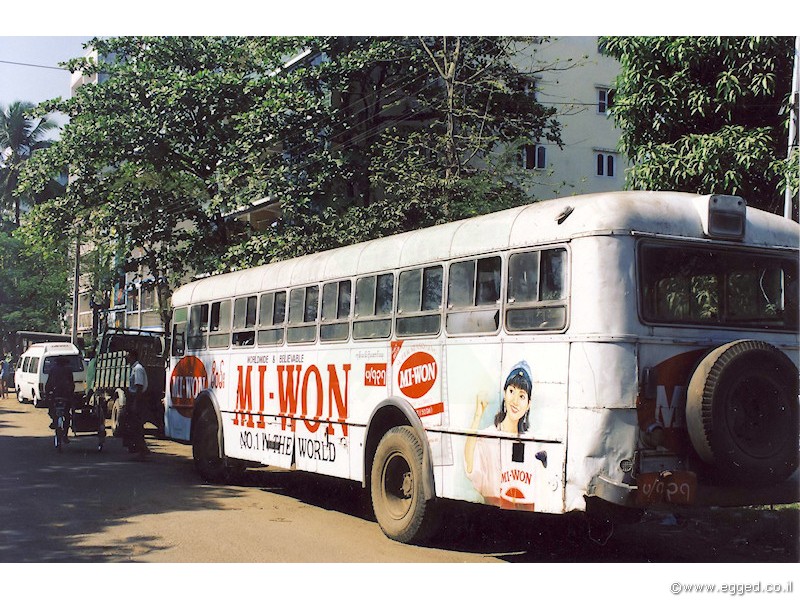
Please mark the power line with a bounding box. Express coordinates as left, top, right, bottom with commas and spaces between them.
0, 59, 69, 72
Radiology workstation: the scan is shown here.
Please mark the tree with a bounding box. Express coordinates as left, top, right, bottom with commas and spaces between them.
20, 37, 267, 334
600, 36, 797, 216
0, 101, 58, 226
0, 220, 71, 351
221, 36, 563, 268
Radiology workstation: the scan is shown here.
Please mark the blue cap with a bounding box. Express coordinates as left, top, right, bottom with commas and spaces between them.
504, 360, 532, 394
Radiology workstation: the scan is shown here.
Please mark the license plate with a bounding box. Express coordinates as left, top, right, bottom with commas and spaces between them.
636, 471, 697, 506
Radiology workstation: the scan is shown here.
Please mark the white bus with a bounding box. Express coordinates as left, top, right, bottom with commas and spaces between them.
165, 191, 798, 543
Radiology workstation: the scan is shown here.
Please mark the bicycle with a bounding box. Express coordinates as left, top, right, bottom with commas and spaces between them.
52, 396, 70, 452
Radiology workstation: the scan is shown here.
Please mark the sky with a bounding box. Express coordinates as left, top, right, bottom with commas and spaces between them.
0, 3, 791, 121
0, 36, 92, 110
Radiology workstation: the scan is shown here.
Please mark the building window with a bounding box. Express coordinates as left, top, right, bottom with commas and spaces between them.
126, 287, 139, 312
596, 152, 616, 177
597, 87, 614, 114
521, 144, 546, 170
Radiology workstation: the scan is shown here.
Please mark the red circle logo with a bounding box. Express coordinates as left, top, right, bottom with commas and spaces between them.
397, 352, 437, 399
170, 356, 207, 417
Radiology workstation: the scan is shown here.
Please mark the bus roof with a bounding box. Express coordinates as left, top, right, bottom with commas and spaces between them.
172, 191, 800, 306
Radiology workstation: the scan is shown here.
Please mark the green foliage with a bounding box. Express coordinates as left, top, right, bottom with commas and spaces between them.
20, 37, 269, 329
0, 221, 71, 348
0, 101, 58, 226
222, 36, 561, 269
20, 36, 563, 299
600, 36, 796, 214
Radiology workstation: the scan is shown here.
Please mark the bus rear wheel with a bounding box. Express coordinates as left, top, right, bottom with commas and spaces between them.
370, 426, 438, 544
192, 406, 243, 484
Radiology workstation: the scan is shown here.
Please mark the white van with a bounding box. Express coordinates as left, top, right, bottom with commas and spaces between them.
15, 343, 87, 408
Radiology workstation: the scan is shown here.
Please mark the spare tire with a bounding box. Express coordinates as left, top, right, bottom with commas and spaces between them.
687, 340, 798, 485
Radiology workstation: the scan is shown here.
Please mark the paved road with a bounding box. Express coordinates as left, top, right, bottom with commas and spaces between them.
1, 391, 797, 580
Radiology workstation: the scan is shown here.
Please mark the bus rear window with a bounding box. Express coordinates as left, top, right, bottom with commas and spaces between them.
640, 243, 798, 330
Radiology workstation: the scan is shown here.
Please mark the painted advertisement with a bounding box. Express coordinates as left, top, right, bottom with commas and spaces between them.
197, 349, 353, 477
444, 342, 568, 514
636, 348, 707, 454
390, 340, 453, 470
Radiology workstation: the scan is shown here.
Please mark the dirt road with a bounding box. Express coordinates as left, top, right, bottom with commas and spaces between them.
1, 392, 797, 591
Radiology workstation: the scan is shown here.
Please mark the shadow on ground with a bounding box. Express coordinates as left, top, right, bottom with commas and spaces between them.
1, 398, 797, 563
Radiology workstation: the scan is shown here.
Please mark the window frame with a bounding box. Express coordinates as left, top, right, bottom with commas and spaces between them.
187, 303, 210, 351
597, 86, 614, 114
287, 284, 320, 344
232, 295, 258, 347
522, 144, 547, 170
320, 279, 352, 343
595, 152, 616, 177
353, 272, 395, 340
257, 290, 287, 347
208, 299, 232, 349
637, 239, 799, 332
504, 245, 570, 334
446, 254, 503, 336
396, 264, 444, 338
171, 306, 188, 357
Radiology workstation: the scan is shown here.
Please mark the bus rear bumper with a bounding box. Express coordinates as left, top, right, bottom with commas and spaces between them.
590, 470, 799, 511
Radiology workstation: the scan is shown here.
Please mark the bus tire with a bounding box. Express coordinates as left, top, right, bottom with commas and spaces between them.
686, 340, 799, 485
192, 406, 243, 484
370, 426, 438, 544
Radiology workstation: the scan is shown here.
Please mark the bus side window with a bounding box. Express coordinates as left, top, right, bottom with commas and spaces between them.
446, 256, 501, 334
506, 248, 568, 331
321, 280, 351, 342
233, 295, 257, 346
288, 285, 319, 344
209, 299, 232, 348
171, 307, 188, 356
354, 273, 394, 339
257, 291, 286, 346
188, 303, 209, 350
397, 266, 443, 337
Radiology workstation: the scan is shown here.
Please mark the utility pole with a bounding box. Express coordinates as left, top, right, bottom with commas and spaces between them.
785, 36, 799, 221
71, 232, 80, 345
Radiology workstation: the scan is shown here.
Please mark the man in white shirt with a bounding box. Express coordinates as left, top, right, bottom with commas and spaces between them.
124, 349, 150, 457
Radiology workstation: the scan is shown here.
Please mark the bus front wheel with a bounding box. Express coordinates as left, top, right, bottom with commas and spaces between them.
370, 426, 438, 544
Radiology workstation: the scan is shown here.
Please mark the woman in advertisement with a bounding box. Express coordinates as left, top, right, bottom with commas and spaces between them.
464, 360, 535, 507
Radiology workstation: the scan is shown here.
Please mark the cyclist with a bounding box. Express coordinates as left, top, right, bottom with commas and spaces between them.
45, 356, 75, 438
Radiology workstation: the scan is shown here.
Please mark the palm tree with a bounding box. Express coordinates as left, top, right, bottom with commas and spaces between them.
0, 101, 57, 226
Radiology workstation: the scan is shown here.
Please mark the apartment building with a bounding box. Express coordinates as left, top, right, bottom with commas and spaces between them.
512, 36, 625, 200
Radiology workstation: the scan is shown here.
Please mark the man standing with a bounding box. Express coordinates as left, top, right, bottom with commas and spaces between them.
0, 355, 9, 398
123, 349, 149, 457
